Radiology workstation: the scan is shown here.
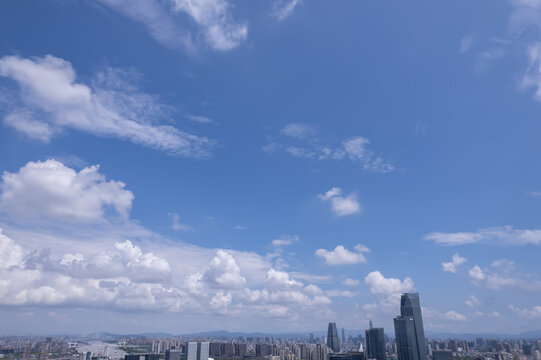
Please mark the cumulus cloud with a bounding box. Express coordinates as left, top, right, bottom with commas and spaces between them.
441, 253, 467, 273
266, 268, 302, 288
315, 244, 369, 265
271, 0, 302, 21
172, 0, 247, 51
424, 226, 541, 246
469, 265, 486, 282
0, 229, 24, 270
318, 188, 361, 216
204, 250, 246, 289
0, 160, 133, 223
0, 55, 214, 157
364, 271, 414, 295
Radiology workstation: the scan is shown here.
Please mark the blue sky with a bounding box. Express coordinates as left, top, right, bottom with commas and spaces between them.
1, 0, 541, 335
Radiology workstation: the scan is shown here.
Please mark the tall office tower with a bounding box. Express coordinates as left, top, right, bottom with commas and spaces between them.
198, 342, 210, 360
365, 327, 385, 360
235, 343, 247, 357
342, 328, 346, 345
394, 293, 427, 360
394, 316, 418, 360
369, 321, 373, 330
327, 323, 341, 353
186, 342, 198, 360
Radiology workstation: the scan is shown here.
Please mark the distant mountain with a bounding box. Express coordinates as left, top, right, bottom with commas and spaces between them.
426, 330, 541, 340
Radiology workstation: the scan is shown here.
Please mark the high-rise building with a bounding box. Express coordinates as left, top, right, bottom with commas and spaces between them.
327, 322, 341, 353
235, 343, 247, 357
186, 343, 198, 360
342, 328, 346, 345
198, 342, 209, 360
394, 293, 427, 360
366, 327, 385, 360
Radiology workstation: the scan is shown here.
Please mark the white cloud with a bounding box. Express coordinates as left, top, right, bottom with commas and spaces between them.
441, 253, 467, 273
424, 226, 541, 246
465, 295, 481, 307
315, 244, 369, 265
444, 310, 468, 321
423, 307, 468, 322
364, 271, 414, 295
169, 213, 193, 231
209, 291, 232, 312
318, 187, 361, 216
0, 55, 214, 157
281, 123, 315, 139
271, 234, 299, 246
97, 0, 195, 51
266, 268, 302, 288
271, 0, 302, 21
0, 160, 133, 223
265, 130, 394, 173
0, 229, 24, 270
172, 0, 247, 51
342, 278, 360, 286
469, 265, 486, 282
509, 304, 541, 318
204, 250, 246, 289
186, 115, 213, 124
234, 225, 247, 230
468, 263, 541, 292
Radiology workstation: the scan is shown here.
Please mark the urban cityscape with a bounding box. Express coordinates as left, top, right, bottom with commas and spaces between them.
1, 1, 541, 359
1, 294, 540, 360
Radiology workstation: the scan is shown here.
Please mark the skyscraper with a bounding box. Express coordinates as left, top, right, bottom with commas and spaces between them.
366, 327, 385, 360
186, 342, 198, 360
327, 322, 341, 353
394, 293, 427, 360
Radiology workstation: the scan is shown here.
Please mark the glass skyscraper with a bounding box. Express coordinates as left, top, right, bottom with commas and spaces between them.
393, 293, 427, 360
365, 327, 385, 360
327, 322, 341, 353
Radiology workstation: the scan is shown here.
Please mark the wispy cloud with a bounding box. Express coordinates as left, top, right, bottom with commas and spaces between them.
186, 114, 213, 124
168, 213, 193, 231
172, 0, 247, 51
270, 0, 302, 21
0, 55, 215, 158
265, 124, 394, 173
425, 226, 541, 246
97, 0, 247, 52
97, 0, 195, 52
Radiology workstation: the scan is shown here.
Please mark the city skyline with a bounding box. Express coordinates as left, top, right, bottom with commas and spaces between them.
1, 0, 541, 335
